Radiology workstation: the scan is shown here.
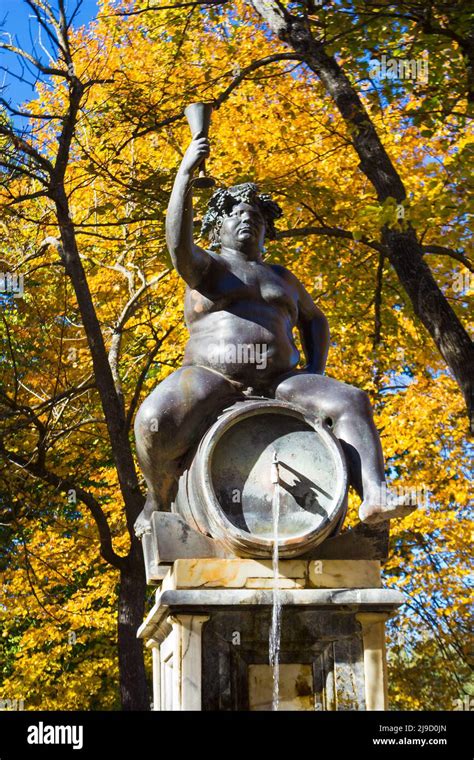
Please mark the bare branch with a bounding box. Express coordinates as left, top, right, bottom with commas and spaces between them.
25, 0, 67, 56
26, 0, 62, 35
0, 40, 67, 79
112, 0, 229, 18
0, 124, 54, 174
0, 97, 64, 121
67, 1, 86, 31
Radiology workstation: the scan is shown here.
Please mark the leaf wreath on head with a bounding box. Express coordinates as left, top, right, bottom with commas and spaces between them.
201, 183, 283, 250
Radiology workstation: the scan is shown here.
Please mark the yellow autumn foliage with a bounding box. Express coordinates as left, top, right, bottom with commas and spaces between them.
0, 0, 471, 710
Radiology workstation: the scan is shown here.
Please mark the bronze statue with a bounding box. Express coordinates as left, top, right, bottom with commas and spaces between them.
134, 133, 414, 536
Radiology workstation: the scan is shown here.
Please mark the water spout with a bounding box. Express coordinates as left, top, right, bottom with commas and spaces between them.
269, 452, 282, 711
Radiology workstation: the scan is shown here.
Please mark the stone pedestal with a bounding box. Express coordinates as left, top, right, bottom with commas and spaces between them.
137, 559, 403, 711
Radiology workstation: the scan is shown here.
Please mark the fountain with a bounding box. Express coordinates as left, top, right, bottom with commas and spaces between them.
135, 103, 414, 711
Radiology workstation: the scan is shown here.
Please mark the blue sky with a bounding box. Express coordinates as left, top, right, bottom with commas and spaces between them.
1, 0, 99, 112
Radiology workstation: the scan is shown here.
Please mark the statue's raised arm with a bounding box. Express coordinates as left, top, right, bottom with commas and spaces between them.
165, 136, 211, 288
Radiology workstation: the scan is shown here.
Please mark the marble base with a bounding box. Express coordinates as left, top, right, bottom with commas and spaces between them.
137, 559, 403, 711
141, 513, 389, 584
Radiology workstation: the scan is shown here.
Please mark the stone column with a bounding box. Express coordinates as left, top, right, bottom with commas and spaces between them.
355, 612, 390, 710
145, 640, 161, 711
170, 615, 209, 710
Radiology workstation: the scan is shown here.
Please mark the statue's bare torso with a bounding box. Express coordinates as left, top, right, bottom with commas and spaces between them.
183, 254, 300, 387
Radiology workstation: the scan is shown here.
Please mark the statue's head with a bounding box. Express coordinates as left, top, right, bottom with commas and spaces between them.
201, 183, 283, 253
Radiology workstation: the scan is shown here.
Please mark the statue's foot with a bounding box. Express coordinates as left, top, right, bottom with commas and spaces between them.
134, 497, 158, 537
134, 510, 152, 537
359, 486, 418, 524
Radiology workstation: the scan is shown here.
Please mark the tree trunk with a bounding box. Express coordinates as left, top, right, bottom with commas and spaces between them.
54, 188, 145, 529
53, 189, 148, 708
249, 1, 474, 429
382, 226, 473, 420
118, 540, 150, 711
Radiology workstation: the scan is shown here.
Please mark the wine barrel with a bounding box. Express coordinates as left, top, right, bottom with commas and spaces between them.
172, 398, 348, 558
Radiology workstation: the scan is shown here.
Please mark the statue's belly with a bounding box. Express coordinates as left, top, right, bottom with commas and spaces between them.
183, 309, 300, 387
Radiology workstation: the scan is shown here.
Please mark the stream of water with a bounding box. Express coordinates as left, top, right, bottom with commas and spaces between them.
269, 453, 282, 711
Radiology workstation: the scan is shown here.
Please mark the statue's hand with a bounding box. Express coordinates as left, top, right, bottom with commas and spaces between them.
179, 136, 210, 177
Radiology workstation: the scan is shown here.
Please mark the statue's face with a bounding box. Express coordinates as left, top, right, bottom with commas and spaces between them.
219, 202, 266, 252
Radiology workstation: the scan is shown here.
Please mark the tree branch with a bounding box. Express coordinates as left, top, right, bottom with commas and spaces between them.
1, 445, 126, 569
108, 270, 171, 406
0, 41, 67, 79
275, 224, 385, 253
118, 53, 306, 151
373, 250, 385, 350
125, 326, 177, 432
422, 245, 474, 274
214, 52, 305, 108
0, 124, 54, 175
112, 0, 229, 17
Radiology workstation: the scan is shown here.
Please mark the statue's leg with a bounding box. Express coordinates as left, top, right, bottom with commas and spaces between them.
134, 365, 243, 535
273, 372, 415, 523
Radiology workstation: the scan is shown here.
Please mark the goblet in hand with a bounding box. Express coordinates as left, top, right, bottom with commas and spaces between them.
184, 102, 216, 189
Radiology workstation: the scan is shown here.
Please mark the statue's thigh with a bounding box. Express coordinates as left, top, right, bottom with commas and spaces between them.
135, 366, 242, 458
274, 372, 361, 421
